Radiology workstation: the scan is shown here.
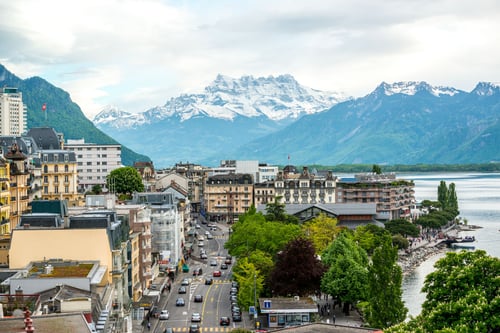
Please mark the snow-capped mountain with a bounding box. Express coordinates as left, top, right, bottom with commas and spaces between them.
373, 81, 463, 97
93, 74, 349, 128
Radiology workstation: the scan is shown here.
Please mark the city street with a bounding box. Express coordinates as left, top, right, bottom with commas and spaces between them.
147, 220, 249, 333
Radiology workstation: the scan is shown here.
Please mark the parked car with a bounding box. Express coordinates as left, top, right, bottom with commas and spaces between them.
189, 324, 200, 333
231, 281, 239, 289
220, 317, 231, 326
191, 312, 201, 322
164, 328, 175, 333
178, 286, 187, 294
198, 241, 204, 247
149, 306, 159, 318
194, 295, 203, 302
176, 298, 185, 306
232, 312, 242, 322
159, 310, 170, 320
213, 270, 222, 277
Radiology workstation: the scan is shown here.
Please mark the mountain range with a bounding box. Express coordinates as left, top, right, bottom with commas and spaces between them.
94, 76, 500, 167
2, 62, 500, 168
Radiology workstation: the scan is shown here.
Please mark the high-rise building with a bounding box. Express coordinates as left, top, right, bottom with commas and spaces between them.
0, 87, 27, 135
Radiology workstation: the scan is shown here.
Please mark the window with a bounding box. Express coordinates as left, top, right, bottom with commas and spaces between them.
54, 186, 59, 194
65, 186, 69, 193
54, 176, 59, 183
43, 176, 48, 183
64, 154, 69, 162
65, 165, 69, 172
87, 161, 92, 165
54, 165, 58, 172
44, 186, 48, 194
54, 154, 58, 162
43, 165, 48, 173
64, 175, 69, 182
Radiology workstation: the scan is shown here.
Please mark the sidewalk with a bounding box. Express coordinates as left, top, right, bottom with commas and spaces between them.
315, 297, 364, 328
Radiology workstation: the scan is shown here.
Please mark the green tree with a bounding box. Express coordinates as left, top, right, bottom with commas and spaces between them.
225, 214, 301, 258
269, 237, 325, 297
447, 182, 459, 213
321, 231, 369, 315
372, 164, 382, 175
437, 180, 448, 209
264, 196, 299, 224
384, 219, 420, 238
365, 238, 407, 328
386, 250, 500, 332
353, 224, 390, 256
91, 184, 102, 194
106, 166, 144, 196
232, 258, 264, 311
302, 213, 341, 253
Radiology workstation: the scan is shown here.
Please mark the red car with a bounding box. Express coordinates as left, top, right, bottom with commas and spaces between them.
213, 270, 222, 277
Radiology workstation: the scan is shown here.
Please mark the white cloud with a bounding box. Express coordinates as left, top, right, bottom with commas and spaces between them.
1, 0, 500, 118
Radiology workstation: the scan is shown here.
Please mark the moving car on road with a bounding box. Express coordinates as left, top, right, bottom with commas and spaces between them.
191, 312, 201, 322
220, 317, 231, 326
176, 298, 185, 306
213, 270, 222, 277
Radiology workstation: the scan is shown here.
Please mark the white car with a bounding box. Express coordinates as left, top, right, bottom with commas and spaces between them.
207, 233, 213, 239
204, 231, 210, 236
191, 312, 201, 322
159, 310, 169, 320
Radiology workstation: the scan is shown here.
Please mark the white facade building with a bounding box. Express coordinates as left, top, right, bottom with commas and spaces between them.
210, 160, 278, 183
64, 139, 122, 192
0, 87, 27, 135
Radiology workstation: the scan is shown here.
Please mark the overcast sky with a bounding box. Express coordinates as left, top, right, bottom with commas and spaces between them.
1, 0, 499, 118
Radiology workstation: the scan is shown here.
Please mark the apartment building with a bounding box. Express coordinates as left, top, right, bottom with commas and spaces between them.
274, 167, 338, 204
0, 87, 27, 136
64, 138, 122, 193
4, 142, 30, 233
204, 173, 253, 223
336, 173, 415, 220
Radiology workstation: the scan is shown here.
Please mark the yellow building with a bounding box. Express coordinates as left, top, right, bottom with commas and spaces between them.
0, 156, 10, 236
204, 173, 254, 223
39, 150, 81, 205
4, 142, 30, 232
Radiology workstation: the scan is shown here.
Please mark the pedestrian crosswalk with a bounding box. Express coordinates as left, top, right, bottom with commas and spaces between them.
161, 327, 235, 332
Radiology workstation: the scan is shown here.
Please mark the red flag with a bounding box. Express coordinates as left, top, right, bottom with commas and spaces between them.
42, 103, 47, 112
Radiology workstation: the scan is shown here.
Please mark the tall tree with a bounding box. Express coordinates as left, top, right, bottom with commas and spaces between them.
302, 213, 341, 253
386, 250, 500, 332
366, 237, 407, 328
384, 219, 420, 238
106, 166, 144, 196
372, 164, 382, 175
321, 231, 369, 315
447, 182, 459, 213
353, 224, 391, 256
437, 180, 449, 209
232, 258, 264, 311
269, 237, 325, 297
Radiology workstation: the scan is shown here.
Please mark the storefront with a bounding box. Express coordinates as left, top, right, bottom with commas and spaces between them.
258, 297, 318, 328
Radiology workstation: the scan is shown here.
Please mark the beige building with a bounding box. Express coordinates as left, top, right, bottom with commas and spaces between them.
274, 167, 338, 205
204, 173, 253, 223
39, 150, 81, 205
4, 143, 30, 232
